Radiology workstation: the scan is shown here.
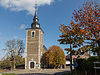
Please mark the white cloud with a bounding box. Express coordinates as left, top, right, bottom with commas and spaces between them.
20, 24, 26, 30
13, 35, 25, 41
0, 55, 3, 60
20, 24, 29, 30
0, 0, 60, 15
13, 35, 18, 39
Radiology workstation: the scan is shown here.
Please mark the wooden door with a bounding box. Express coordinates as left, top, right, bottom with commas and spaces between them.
30, 62, 34, 68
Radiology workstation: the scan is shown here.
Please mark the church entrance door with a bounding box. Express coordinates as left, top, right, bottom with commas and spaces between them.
30, 62, 34, 69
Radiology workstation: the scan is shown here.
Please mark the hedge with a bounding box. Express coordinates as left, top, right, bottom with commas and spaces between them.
76, 56, 100, 71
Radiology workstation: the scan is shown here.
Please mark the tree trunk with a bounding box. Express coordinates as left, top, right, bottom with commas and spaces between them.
97, 40, 100, 58
64, 64, 66, 69
11, 56, 15, 70
70, 53, 72, 75
70, 43, 72, 75
97, 40, 100, 47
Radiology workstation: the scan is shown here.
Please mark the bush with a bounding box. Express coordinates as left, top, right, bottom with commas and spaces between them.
76, 58, 90, 71
76, 56, 100, 72
88, 56, 99, 62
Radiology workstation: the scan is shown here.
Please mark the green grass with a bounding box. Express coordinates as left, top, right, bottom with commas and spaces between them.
62, 70, 100, 75
2, 73, 16, 75
62, 72, 71, 75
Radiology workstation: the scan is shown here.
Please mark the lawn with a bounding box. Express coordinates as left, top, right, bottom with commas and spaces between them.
2, 73, 16, 75
63, 70, 100, 75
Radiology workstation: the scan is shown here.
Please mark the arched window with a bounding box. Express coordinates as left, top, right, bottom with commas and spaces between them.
32, 32, 34, 37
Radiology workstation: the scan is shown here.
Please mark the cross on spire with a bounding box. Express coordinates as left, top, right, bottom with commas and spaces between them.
34, 1, 38, 20
35, 0, 37, 9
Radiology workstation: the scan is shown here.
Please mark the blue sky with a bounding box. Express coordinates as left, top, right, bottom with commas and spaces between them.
0, 0, 88, 59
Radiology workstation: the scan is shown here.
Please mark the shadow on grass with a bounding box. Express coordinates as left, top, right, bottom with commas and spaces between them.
2, 73, 16, 75
54, 71, 70, 75
18, 71, 70, 75
62, 70, 100, 75
18, 73, 52, 75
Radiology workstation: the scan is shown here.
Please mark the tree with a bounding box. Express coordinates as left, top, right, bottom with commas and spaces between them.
3, 39, 25, 70
0, 57, 10, 69
0, 55, 25, 69
14, 55, 25, 66
58, 0, 100, 74
72, 0, 100, 56
41, 45, 66, 69
58, 24, 85, 73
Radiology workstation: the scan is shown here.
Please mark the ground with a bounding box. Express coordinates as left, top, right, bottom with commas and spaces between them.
1, 68, 70, 75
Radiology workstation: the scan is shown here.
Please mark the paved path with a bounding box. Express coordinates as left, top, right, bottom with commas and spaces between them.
2, 69, 70, 75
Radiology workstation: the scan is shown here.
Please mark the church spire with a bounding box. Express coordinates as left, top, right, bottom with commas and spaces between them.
31, 2, 40, 29
33, 3, 38, 22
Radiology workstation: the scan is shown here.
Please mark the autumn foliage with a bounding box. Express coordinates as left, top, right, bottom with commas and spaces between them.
59, 0, 100, 55
58, 24, 85, 55
58, 0, 100, 73
41, 45, 66, 69
0, 55, 25, 69
72, 1, 100, 55
72, 1, 100, 41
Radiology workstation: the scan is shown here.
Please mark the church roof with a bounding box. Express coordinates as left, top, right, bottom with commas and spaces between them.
31, 6, 40, 29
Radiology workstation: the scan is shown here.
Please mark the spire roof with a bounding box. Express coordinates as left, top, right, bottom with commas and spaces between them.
33, 4, 38, 21
31, 5, 40, 29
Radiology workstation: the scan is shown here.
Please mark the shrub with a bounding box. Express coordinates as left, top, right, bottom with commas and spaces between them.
88, 56, 99, 62
76, 58, 89, 71
76, 56, 100, 72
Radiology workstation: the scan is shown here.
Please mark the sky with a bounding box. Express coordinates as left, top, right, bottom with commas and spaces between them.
0, 0, 90, 59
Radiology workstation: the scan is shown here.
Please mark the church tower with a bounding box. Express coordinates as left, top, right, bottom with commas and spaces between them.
25, 6, 44, 69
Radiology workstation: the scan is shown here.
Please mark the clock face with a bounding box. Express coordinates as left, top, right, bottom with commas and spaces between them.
36, 25, 39, 28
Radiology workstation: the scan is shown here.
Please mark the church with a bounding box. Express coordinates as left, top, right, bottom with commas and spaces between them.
25, 6, 47, 69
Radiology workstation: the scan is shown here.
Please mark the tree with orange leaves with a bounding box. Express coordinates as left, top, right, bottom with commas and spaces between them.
72, 0, 100, 56
58, 24, 85, 73
58, 0, 100, 73
41, 45, 66, 69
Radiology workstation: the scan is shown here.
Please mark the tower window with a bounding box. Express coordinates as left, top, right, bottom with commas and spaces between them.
32, 32, 35, 37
